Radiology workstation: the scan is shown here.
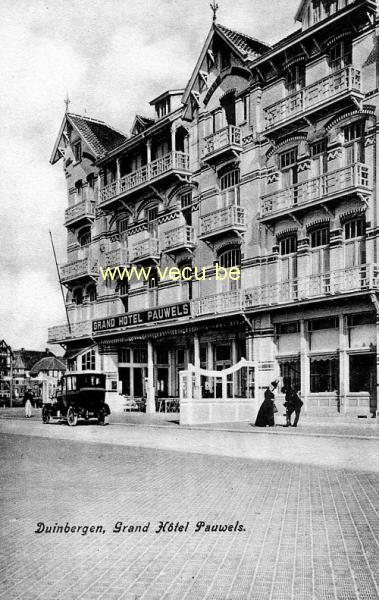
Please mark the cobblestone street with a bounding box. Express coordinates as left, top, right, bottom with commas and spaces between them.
1, 422, 379, 600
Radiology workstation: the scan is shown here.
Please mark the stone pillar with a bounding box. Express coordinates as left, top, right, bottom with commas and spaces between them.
206, 342, 213, 371
146, 139, 152, 164
338, 314, 348, 414
194, 334, 201, 399
171, 125, 176, 154
231, 338, 238, 397
146, 340, 155, 413
116, 157, 121, 181
300, 319, 309, 413
246, 335, 254, 362
130, 348, 134, 397
168, 349, 175, 396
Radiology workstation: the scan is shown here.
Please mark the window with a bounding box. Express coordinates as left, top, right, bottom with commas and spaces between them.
280, 148, 297, 170
119, 349, 131, 363
345, 218, 365, 240
73, 141, 82, 163
147, 266, 158, 307
81, 349, 96, 371
280, 360, 301, 391
310, 227, 329, 248
310, 357, 339, 392
242, 95, 249, 122
308, 317, 338, 331
310, 140, 327, 158
79, 228, 91, 247
179, 261, 193, 300
87, 285, 97, 302
349, 354, 375, 392
118, 281, 128, 296
329, 39, 352, 71
181, 191, 192, 226
156, 348, 169, 364
343, 121, 365, 164
118, 218, 128, 234
310, 140, 328, 177
286, 63, 305, 94
344, 218, 366, 267
87, 174, 95, 189
134, 348, 147, 364
72, 288, 83, 305
217, 247, 241, 291
279, 235, 297, 255
276, 322, 300, 335
313, 0, 321, 24
219, 168, 240, 207
344, 121, 364, 144
75, 180, 82, 197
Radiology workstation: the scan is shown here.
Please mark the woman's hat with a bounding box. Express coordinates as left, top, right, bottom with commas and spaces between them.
270, 381, 278, 388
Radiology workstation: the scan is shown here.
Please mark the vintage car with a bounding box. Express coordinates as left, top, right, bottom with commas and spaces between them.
42, 372, 110, 426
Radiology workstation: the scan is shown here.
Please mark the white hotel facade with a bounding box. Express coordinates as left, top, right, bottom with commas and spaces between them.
49, 0, 379, 418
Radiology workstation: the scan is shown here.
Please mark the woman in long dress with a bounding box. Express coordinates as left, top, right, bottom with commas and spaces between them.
255, 381, 278, 427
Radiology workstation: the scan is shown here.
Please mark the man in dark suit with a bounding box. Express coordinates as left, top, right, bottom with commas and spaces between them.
284, 385, 303, 427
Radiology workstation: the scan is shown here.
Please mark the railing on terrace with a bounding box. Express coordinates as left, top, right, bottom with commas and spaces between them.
60, 257, 98, 282
162, 225, 196, 252
48, 320, 92, 343
203, 125, 242, 157
264, 67, 361, 130
131, 237, 160, 262
99, 151, 190, 204
200, 205, 246, 237
260, 163, 370, 218
64, 200, 95, 225
102, 248, 130, 267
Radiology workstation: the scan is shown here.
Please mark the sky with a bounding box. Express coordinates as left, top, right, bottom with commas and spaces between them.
0, 0, 300, 352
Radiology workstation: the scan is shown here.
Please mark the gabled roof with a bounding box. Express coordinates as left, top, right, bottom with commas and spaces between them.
131, 114, 155, 136
182, 22, 270, 106
30, 356, 66, 377
13, 349, 54, 372
50, 113, 128, 164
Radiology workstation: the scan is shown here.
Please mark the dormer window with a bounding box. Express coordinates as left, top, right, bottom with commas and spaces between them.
73, 141, 82, 163
156, 98, 171, 119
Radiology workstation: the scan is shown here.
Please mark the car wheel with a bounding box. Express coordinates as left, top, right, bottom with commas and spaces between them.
67, 407, 78, 427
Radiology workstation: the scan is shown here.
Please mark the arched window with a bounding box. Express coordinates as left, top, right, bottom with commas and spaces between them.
180, 191, 192, 225
217, 246, 241, 291
81, 349, 96, 371
219, 168, 240, 207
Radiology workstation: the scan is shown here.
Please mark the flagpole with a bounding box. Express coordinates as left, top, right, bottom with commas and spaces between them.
49, 230, 72, 335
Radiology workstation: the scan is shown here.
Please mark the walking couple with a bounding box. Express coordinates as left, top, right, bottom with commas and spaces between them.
254, 379, 303, 428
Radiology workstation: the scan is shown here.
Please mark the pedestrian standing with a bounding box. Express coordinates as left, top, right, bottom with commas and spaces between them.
286, 387, 303, 427
255, 380, 278, 427
24, 388, 33, 418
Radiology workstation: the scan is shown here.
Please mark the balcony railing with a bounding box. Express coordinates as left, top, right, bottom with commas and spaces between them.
264, 67, 361, 131
48, 320, 93, 343
131, 237, 160, 262
48, 264, 379, 342
203, 126, 242, 160
60, 257, 98, 283
64, 200, 95, 227
199, 205, 246, 238
102, 248, 130, 268
260, 163, 370, 219
99, 151, 191, 205
162, 225, 196, 252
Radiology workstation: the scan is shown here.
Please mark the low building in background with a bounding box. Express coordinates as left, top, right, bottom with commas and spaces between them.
48, 0, 379, 419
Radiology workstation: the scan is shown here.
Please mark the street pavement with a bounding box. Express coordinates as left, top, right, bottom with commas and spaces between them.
0, 418, 379, 600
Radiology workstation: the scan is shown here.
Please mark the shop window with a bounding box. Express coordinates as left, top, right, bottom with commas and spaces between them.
310, 357, 339, 392
156, 348, 169, 364
215, 345, 231, 362
347, 313, 375, 327
280, 360, 301, 391
119, 349, 131, 363
285, 63, 305, 94
276, 322, 300, 335
177, 349, 185, 365
81, 349, 96, 371
308, 317, 338, 331
349, 354, 375, 392
73, 141, 82, 163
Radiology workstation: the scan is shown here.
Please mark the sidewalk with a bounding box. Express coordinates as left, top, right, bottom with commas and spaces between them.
0, 406, 378, 439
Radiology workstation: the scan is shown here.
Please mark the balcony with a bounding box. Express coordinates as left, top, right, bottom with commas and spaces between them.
99, 151, 191, 207
199, 205, 246, 240
202, 126, 242, 165
101, 247, 130, 268
162, 225, 196, 254
131, 237, 160, 263
264, 67, 362, 135
193, 289, 244, 317
64, 200, 95, 228
260, 163, 371, 223
48, 320, 92, 343
60, 257, 98, 284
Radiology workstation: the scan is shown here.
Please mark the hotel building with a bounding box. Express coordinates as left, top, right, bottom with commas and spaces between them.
49, 0, 379, 418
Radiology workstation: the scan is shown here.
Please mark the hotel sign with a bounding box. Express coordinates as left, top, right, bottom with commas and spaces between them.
92, 302, 191, 334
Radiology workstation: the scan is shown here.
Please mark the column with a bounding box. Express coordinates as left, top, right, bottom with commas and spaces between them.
130, 348, 134, 397
338, 314, 348, 414
146, 340, 155, 413
171, 125, 176, 154
300, 319, 309, 413
246, 336, 253, 362
231, 338, 238, 397
100, 348, 120, 411
194, 334, 201, 399
116, 157, 121, 181
146, 139, 152, 164
168, 349, 174, 397
206, 342, 213, 371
